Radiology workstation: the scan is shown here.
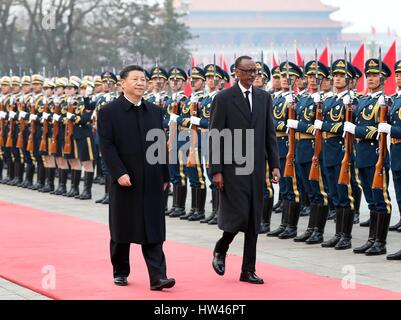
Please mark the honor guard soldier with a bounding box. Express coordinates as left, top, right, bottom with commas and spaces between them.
94, 71, 118, 204
345, 58, 392, 256
285, 61, 330, 242
92, 75, 105, 185
267, 61, 303, 237
199, 63, 224, 225
384, 61, 401, 260
39, 79, 57, 193
177, 66, 207, 222
318, 59, 358, 250
50, 77, 70, 195
0, 76, 14, 184
164, 67, 189, 218
18, 76, 34, 188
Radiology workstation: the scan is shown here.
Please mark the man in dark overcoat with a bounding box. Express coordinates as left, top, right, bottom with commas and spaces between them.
98, 65, 175, 291
209, 56, 280, 284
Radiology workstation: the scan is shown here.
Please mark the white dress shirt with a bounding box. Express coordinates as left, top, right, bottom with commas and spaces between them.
238, 81, 253, 112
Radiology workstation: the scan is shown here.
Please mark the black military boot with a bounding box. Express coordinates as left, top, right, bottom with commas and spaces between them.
267, 200, 289, 237
189, 188, 206, 221
101, 176, 110, 204
322, 208, 344, 248
365, 213, 391, 256
4, 159, 15, 185
278, 201, 300, 239
65, 170, 81, 197
77, 172, 94, 200
8, 161, 20, 186
300, 192, 311, 217
335, 207, 354, 250
259, 197, 273, 234
201, 190, 216, 223
52, 169, 68, 195
353, 188, 362, 224
32, 164, 45, 191
95, 175, 110, 203
389, 218, 401, 231
165, 184, 178, 215
170, 185, 187, 218
387, 249, 401, 260
41, 168, 56, 193
22, 164, 35, 189
272, 198, 282, 213
294, 203, 318, 242
93, 159, 104, 184
208, 191, 220, 225
16, 162, 25, 186
164, 184, 171, 216
181, 187, 197, 220
0, 159, 3, 182
354, 211, 377, 254
306, 204, 329, 245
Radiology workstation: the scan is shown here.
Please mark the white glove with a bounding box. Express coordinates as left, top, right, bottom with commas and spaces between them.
344, 121, 356, 135
169, 113, 179, 123
42, 112, 50, 120
43, 97, 48, 104
314, 120, 323, 130
53, 97, 60, 105
312, 93, 321, 104
285, 95, 294, 104
29, 114, 38, 122
0, 111, 7, 119
190, 116, 201, 126
287, 119, 299, 130
91, 111, 97, 120
154, 93, 160, 103
378, 123, 391, 134
52, 114, 61, 122
378, 95, 386, 106
349, 90, 355, 99
8, 111, 17, 120
85, 86, 93, 97
343, 95, 351, 106
0, 97, 3, 104
190, 95, 199, 104
18, 111, 28, 120
66, 112, 75, 120
19, 95, 24, 103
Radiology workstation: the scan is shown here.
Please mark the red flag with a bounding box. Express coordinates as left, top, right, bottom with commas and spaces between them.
184, 56, 197, 96
352, 43, 366, 94
319, 47, 329, 66
272, 53, 278, 67
295, 48, 304, 67
219, 54, 231, 88
191, 56, 197, 67
383, 40, 397, 95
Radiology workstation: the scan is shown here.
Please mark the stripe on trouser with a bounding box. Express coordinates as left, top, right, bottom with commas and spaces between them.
178, 150, 186, 186
87, 137, 94, 161
318, 168, 328, 206
346, 183, 355, 211
195, 148, 206, 189
383, 168, 392, 215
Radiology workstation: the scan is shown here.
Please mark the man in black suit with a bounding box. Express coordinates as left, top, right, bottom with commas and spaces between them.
209, 56, 280, 284
97, 65, 175, 291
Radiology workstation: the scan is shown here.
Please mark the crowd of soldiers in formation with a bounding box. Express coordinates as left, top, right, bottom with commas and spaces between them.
1, 56, 401, 261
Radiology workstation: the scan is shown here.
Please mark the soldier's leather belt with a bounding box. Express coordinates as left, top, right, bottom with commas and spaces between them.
391, 138, 401, 145
322, 132, 341, 139
276, 131, 287, 138
295, 133, 314, 141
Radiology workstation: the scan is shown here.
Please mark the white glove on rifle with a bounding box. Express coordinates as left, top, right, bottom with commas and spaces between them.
344, 121, 356, 135
8, 111, 17, 120
18, 111, 28, 120
42, 112, 50, 120
0, 111, 7, 119
378, 123, 391, 134
285, 94, 294, 104
287, 119, 299, 130
52, 114, 61, 122
66, 112, 75, 120
314, 120, 323, 131
378, 95, 387, 107
343, 95, 351, 106
85, 86, 94, 97
190, 116, 201, 126
169, 113, 179, 124
312, 93, 321, 104
29, 114, 38, 122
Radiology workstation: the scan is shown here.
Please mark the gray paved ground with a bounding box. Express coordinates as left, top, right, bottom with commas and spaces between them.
1, 175, 401, 299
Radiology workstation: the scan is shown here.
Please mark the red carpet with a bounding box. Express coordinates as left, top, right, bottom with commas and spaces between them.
1, 200, 401, 300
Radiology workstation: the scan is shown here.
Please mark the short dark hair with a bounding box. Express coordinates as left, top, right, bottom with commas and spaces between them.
235, 56, 253, 68
120, 65, 145, 80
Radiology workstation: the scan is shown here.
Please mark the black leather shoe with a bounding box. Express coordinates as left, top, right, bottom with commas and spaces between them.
321, 235, 341, 248
239, 272, 264, 284
335, 237, 352, 250
212, 252, 226, 276
305, 231, 323, 245
114, 276, 128, 286
150, 278, 176, 291
293, 228, 313, 242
